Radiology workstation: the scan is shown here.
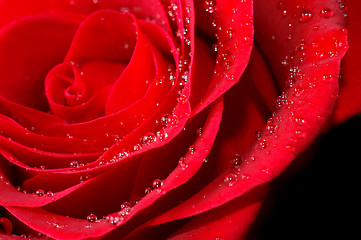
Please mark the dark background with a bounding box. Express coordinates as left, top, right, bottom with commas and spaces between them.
244, 116, 358, 239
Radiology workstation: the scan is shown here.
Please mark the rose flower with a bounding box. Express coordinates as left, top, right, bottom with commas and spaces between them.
0, 0, 359, 239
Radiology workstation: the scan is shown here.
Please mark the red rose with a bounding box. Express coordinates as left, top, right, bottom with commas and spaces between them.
0, 0, 358, 239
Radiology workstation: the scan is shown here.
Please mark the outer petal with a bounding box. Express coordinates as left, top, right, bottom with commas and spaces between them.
190, 0, 254, 116
167, 185, 268, 240
122, 0, 348, 229
330, 1, 361, 124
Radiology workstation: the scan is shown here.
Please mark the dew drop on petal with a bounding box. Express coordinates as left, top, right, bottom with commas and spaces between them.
285, 144, 296, 152
224, 173, 238, 186
259, 139, 267, 149
255, 130, 262, 140
152, 179, 163, 189
293, 86, 305, 97
178, 157, 188, 169
70, 161, 79, 168
188, 146, 196, 154
225, 27, 234, 40
156, 130, 168, 141
295, 129, 305, 138
294, 116, 306, 125
140, 132, 156, 145
204, 0, 216, 13
225, 73, 235, 81
196, 127, 203, 136
320, 7, 333, 18
144, 187, 152, 195
298, 10, 313, 23
87, 214, 97, 223
212, 43, 218, 52
322, 74, 333, 83
121, 201, 131, 209
266, 122, 278, 134
35, 189, 44, 197
231, 154, 242, 167
46, 191, 54, 197
133, 144, 142, 151
177, 94, 188, 104
161, 114, 178, 127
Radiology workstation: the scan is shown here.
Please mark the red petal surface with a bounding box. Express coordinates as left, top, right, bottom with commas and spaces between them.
190, 0, 253, 116
331, 1, 361, 124
2, 99, 220, 239
5, 206, 115, 240
0, 14, 79, 111
167, 185, 268, 240
122, 0, 348, 229
0, 0, 170, 31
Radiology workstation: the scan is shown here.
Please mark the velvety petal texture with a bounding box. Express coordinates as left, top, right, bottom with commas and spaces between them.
0, 0, 357, 239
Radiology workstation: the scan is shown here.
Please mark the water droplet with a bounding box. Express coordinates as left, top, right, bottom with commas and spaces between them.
212, 43, 218, 52
188, 146, 196, 154
106, 215, 121, 225
121, 202, 131, 209
70, 161, 79, 168
87, 214, 97, 223
298, 10, 313, 23
178, 157, 188, 169
133, 144, 142, 151
255, 130, 262, 140
295, 129, 305, 138
117, 150, 129, 160
287, 33, 293, 40
204, 0, 216, 13
231, 154, 242, 167
218, 50, 233, 70
285, 144, 296, 152
259, 139, 267, 149
293, 86, 305, 97
224, 27, 234, 40
225, 73, 235, 81
144, 187, 152, 195
177, 94, 188, 104
294, 116, 306, 125
196, 127, 203, 136
281, 9, 288, 17
152, 179, 163, 189
322, 74, 333, 83
224, 173, 238, 186
320, 7, 333, 18
161, 114, 178, 127
140, 132, 156, 145
266, 122, 278, 134
35, 189, 44, 197
156, 130, 168, 141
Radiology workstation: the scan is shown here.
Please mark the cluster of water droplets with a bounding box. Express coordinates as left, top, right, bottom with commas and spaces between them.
220, 1, 348, 185
204, 0, 253, 83
13, 184, 54, 198
85, 177, 165, 225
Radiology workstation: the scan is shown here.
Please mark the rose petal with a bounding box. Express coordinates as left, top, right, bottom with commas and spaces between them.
0, 14, 79, 111
0, 0, 170, 32
167, 185, 268, 240
5, 206, 114, 240
331, 1, 361, 124
120, 0, 348, 228
190, 0, 253, 116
